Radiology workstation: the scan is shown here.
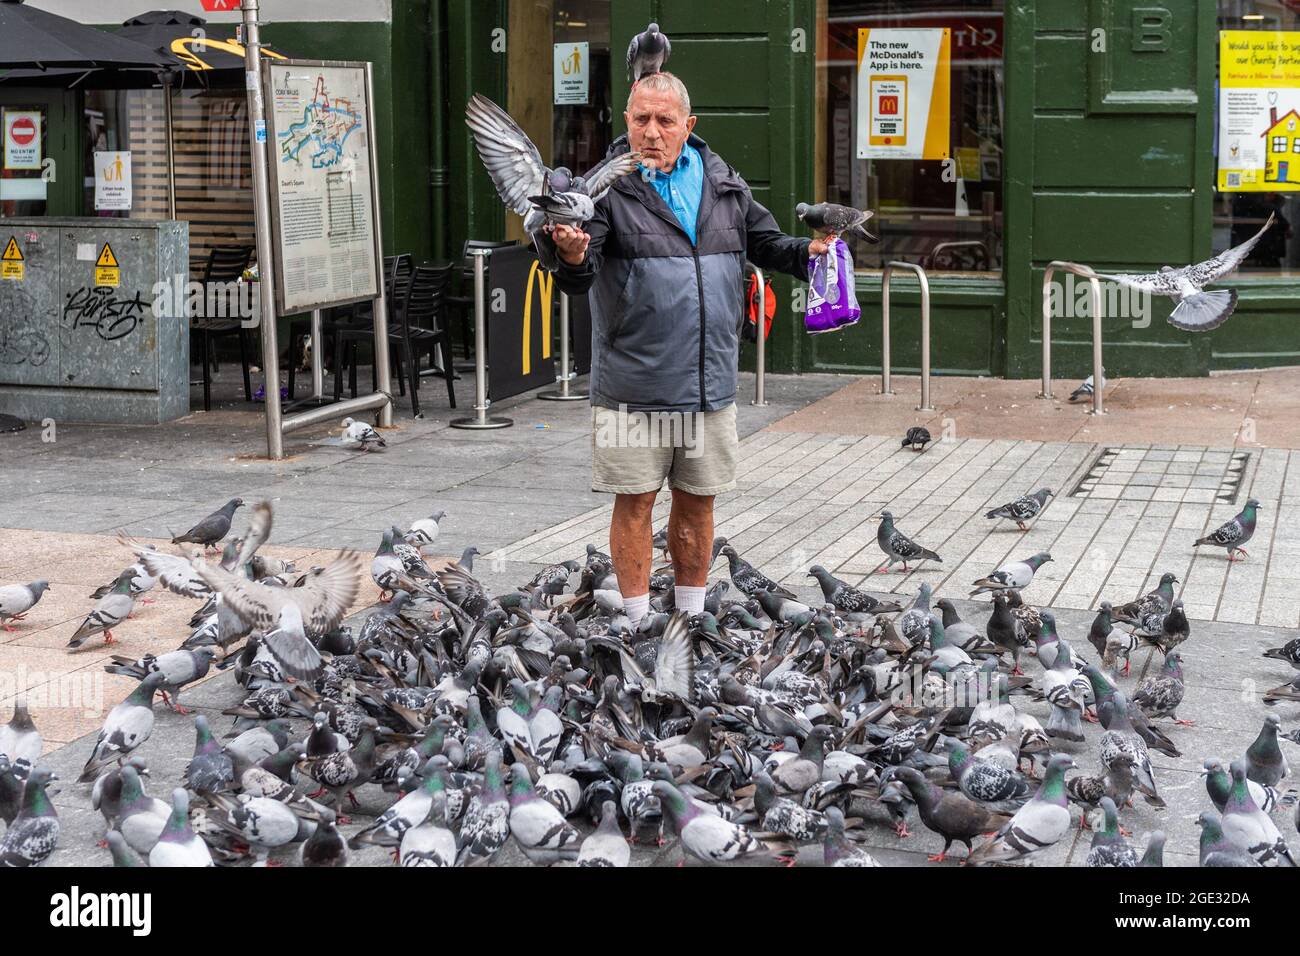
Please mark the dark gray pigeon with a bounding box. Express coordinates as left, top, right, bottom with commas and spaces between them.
1245, 714, 1289, 789
183, 715, 234, 794
466, 94, 642, 271
874, 511, 942, 574
807, 565, 902, 616
1091, 214, 1274, 330
172, 497, 244, 550
796, 201, 879, 242
1194, 498, 1258, 561
0, 768, 58, 867
627, 22, 671, 82
902, 426, 931, 451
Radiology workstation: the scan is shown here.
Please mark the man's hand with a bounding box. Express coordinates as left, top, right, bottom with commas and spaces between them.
809, 234, 834, 256
546, 223, 590, 266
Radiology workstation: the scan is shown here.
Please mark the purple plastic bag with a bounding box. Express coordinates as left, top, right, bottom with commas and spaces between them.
804, 238, 860, 334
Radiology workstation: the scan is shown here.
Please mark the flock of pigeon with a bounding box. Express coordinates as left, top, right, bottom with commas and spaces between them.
0, 466, 1294, 867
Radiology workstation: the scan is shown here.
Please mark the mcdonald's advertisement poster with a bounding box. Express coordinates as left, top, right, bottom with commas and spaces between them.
856, 28, 951, 161
486, 245, 590, 402
1218, 30, 1300, 192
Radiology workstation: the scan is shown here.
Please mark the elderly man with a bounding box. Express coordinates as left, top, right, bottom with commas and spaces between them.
546, 72, 828, 627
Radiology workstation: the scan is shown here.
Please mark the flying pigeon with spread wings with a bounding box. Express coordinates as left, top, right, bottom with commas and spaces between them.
1090, 214, 1275, 331
466, 93, 643, 271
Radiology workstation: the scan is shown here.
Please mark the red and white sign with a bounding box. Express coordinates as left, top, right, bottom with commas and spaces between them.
3, 110, 41, 170
199, 0, 237, 11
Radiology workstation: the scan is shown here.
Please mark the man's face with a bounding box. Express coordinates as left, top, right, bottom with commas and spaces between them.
625, 86, 697, 173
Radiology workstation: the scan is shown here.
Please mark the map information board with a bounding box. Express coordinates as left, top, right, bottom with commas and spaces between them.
263, 60, 380, 314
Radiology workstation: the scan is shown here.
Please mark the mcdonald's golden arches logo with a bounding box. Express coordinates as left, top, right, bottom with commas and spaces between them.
521, 259, 553, 375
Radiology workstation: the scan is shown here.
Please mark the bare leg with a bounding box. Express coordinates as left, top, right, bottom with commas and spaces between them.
611, 492, 657, 599
667, 490, 714, 587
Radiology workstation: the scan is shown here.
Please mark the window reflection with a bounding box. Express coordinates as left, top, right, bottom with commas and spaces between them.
821, 0, 1004, 275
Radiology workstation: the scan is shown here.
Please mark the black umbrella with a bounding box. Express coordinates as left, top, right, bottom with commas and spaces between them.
119, 10, 264, 74
0, 0, 171, 71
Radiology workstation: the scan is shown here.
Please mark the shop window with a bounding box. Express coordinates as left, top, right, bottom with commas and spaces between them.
1, 104, 50, 216
1217, 1, 1300, 273
818, 0, 1004, 275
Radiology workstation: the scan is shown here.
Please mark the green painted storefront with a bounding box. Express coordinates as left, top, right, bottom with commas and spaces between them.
7, 1, 1296, 379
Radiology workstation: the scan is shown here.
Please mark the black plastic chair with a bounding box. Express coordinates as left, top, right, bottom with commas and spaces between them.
444, 239, 517, 365
287, 254, 411, 399
191, 245, 255, 411
404, 263, 457, 409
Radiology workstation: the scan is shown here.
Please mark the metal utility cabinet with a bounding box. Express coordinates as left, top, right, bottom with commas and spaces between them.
0, 218, 189, 424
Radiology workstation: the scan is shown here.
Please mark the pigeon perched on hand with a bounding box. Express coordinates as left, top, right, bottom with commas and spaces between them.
985, 487, 1053, 532
0, 580, 48, 632
626, 21, 671, 82
1194, 498, 1259, 562
171, 497, 244, 550
796, 201, 879, 243
466, 93, 642, 271
1087, 213, 1274, 330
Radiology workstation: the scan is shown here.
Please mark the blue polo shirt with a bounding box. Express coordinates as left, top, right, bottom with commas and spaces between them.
641, 141, 703, 245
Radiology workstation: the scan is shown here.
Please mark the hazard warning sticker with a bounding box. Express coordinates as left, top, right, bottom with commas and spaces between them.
95, 242, 119, 287
1, 236, 23, 281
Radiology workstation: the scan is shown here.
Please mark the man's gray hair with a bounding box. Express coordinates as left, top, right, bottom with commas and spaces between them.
627, 71, 691, 116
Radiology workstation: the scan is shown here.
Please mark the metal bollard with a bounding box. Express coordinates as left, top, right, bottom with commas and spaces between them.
538, 291, 588, 401
1040, 261, 1105, 415
750, 263, 768, 407
451, 248, 513, 429
881, 261, 933, 411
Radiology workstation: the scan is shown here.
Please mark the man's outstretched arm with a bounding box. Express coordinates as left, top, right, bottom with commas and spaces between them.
745, 194, 817, 282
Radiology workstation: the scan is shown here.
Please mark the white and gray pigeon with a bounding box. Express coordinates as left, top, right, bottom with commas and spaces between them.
466, 93, 642, 271
121, 536, 213, 600
1089, 213, 1275, 330
966, 753, 1074, 865
1221, 760, 1295, 867
0, 580, 48, 631
0, 768, 58, 867
985, 488, 1053, 532
67, 572, 135, 649
653, 779, 761, 864
506, 763, 580, 864
341, 416, 386, 451
91, 563, 156, 602
403, 510, 447, 552
627, 21, 671, 82
79, 672, 165, 783
970, 552, 1052, 597
898, 582, 934, 645
0, 699, 41, 772
796, 201, 879, 242
1069, 368, 1105, 403
399, 791, 457, 867
1194, 498, 1259, 562
104, 648, 215, 714
874, 511, 942, 574
148, 789, 213, 867
206, 792, 312, 865
577, 800, 631, 867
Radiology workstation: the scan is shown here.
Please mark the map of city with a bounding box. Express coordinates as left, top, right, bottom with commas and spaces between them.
279, 74, 362, 170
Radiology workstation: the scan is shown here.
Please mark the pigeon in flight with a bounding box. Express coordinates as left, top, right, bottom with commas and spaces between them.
985, 488, 1053, 532
1089, 214, 1274, 331
1069, 369, 1105, 403
466, 94, 642, 271
1194, 498, 1259, 562
796, 202, 880, 243
627, 22, 671, 82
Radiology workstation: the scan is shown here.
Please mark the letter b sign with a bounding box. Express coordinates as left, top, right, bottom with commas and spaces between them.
1131, 7, 1171, 52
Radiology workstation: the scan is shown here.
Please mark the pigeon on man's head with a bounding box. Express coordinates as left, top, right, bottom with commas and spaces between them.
1089, 214, 1275, 330
171, 497, 243, 550
1194, 498, 1259, 562
466, 94, 642, 271
627, 22, 671, 82
796, 201, 879, 242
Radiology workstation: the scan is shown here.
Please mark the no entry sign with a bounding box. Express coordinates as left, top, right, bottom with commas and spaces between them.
199, 0, 237, 10
3, 109, 41, 170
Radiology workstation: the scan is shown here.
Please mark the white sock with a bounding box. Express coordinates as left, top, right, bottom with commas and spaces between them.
624, 592, 650, 625
674, 585, 706, 615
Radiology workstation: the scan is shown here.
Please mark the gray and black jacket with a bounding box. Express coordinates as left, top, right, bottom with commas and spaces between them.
551, 133, 811, 413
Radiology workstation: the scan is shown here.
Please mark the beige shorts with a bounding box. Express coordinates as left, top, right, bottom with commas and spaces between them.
591, 403, 738, 496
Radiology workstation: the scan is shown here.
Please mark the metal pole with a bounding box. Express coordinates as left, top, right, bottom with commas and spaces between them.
1040, 261, 1105, 414
538, 291, 587, 401
241, 0, 283, 459
917, 266, 932, 412
1040, 264, 1053, 399
880, 266, 893, 394
450, 249, 512, 429
309, 308, 324, 398
750, 264, 767, 407
163, 75, 177, 221
1088, 272, 1104, 415
362, 61, 393, 428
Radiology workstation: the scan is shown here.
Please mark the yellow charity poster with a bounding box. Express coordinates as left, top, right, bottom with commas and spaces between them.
1218, 30, 1300, 191
857, 28, 950, 160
